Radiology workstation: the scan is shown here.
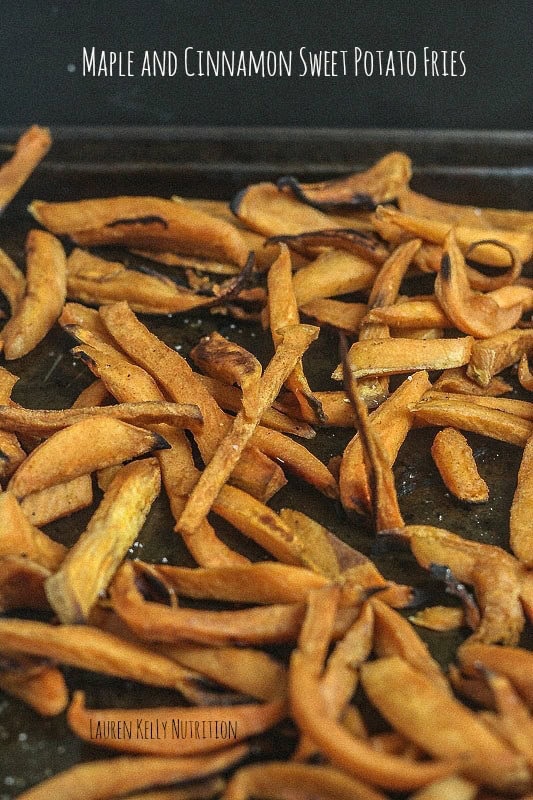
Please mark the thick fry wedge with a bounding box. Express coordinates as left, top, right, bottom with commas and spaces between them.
16, 746, 249, 800
0, 490, 66, 570
431, 427, 489, 503
0, 660, 68, 717
67, 690, 285, 756
293, 249, 377, 306
467, 328, 533, 387
45, 458, 161, 623
510, 434, 533, 567
30, 196, 249, 266
0, 125, 51, 212
7, 416, 169, 498
360, 655, 529, 792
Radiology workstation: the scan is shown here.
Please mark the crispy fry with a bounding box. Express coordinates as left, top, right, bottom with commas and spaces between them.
339, 371, 431, 513
431, 427, 489, 503
30, 196, 249, 266
0, 247, 26, 314
301, 297, 367, 333
0, 490, 66, 570
0, 399, 202, 436
519, 353, 533, 391
409, 605, 465, 632
293, 249, 377, 306
20, 475, 93, 527
510, 434, 533, 567
222, 761, 387, 800
59, 300, 120, 345
333, 337, 472, 381
7, 416, 169, 498
0, 556, 50, 612
0, 660, 68, 717
270, 227, 390, 265
67, 689, 285, 756
2, 229, 66, 360
363, 296, 451, 330
16, 746, 249, 800
433, 367, 512, 396
411, 396, 533, 446
376, 204, 533, 267
458, 643, 533, 708
277, 508, 341, 579
177, 324, 319, 541
427, 392, 533, 419
45, 458, 161, 623
0, 125, 51, 212
0, 617, 202, 694
99, 302, 286, 502
467, 328, 533, 387
71, 378, 111, 408
360, 655, 529, 792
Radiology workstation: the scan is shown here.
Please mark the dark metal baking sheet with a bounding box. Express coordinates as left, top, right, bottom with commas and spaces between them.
0, 127, 531, 798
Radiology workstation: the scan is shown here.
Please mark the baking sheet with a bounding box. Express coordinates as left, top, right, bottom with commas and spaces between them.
0, 127, 531, 797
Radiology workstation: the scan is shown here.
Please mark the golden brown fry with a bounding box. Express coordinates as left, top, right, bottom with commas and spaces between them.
0, 556, 50, 612
45, 458, 161, 623
433, 367, 512, 397
409, 605, 465, 632
458, 643, 533, 708
360, 655, 529, 792
342, 560, 414, 608
20, 475, 94, 527
363, 296, 451, 330
0, 247, 25, 314
0, 399, 202, 436
133, 248, 240, 275
333, 337, 472, 381
510, 434, 533, 567
340, 371, 431, 513
30, 196, 249, 266
177, 324, 319, 540
376, 204, 533, 266
0, 616, 202, 694
98, 302, 286, 503
0, 660, 68, 717
301, 297, 367, 333
2, 229, 66, 360
277, 508, 340, 579
0, 490, 66, 570
267, 243, 324, 423
270, 227, 390, 266
467, 328, 533, 387
448, 664, 496, 709
483, 671, 533, 768
59, 300, 120, 345
7, 416, 169, 498
519, 353, 533, 391
407, 525, 525, 646
431, 427, 489, 503
0, 125, 51, 212
293, 249, 377, 306
222, 761, 387, 800
424, 390, 533, 420
16, 745, 249, 800
67, 689, 285, 756
71, 378, 111, 409
411, 396, 533, 447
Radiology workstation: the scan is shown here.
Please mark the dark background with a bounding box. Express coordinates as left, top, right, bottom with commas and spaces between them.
1, 0, 531, 130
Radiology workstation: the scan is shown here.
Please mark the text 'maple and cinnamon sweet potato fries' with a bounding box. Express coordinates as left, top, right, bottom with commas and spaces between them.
0, 128, 532, 798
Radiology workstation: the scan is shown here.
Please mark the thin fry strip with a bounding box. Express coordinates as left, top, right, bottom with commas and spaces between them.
0, 399, 203, 435
2, 229, 67, 360
409, 606, 465, 632
177, 324, 319, 540
432, 368, 513, 397
0, 247, 25, 314
67, 690, 285, 756
16, 745, 250, 800
20, 476, 94, 527
431, 427, 489, 503
222, 761, 387, 800
98, 301, 286, 503
293, 249, 377, 306
0, 661, 68, 717
301, 297, 368, 333
364, 297, 451, 330
426, 392, 533, 419
0, 617, 202, 694
360, 655, 529, 792
45, 458, 161, 623
510, 434, 533, 567
0, 125, 51, 212
7, 416, 170, 498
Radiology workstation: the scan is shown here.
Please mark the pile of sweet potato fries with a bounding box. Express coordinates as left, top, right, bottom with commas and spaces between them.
0, 126, 532, 799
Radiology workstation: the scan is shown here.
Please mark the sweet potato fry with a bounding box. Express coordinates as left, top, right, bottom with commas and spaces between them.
67, 689, 285, 756
0, 399, 202, 436
458, 643, 533, 708
0, 660, 68, 717
482, 671, 533, 768
332, 336, 472, 381
409, 605, 465, 632
59, 300, 120, 345
431, 427, 489, 503
280, 152, 412, 211
363, 296, 451, 330
0, 556, 50, 612
433, 367, 512, 396
98, 302, 286, 502
20, 475, 93, 527
0, 490, 66, 570
177, 324, 319, 540
0, 247, 26, 314
270, 227, 389, 265
467, 328, 533, 387
0, 425, 26, 479
30, 196, 249, 266
222, 761, 387, 800
7, 416, 169, 498
376, 204, 533, 266
277, 508, 341, 579
411, 396, 533, 447
16, 745, 250, 800
2, 229, 67, 360
519, 353, 533, 391
339, 370, 431, 513
45, 458, 161, 623
426, 392, 533, 421
360, 655, 529, 792
300, 297, 367, 333
0, 617, 202, 694
293, 249, 377, 306
0, 125, 51, 213
510, 434, 533, 566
